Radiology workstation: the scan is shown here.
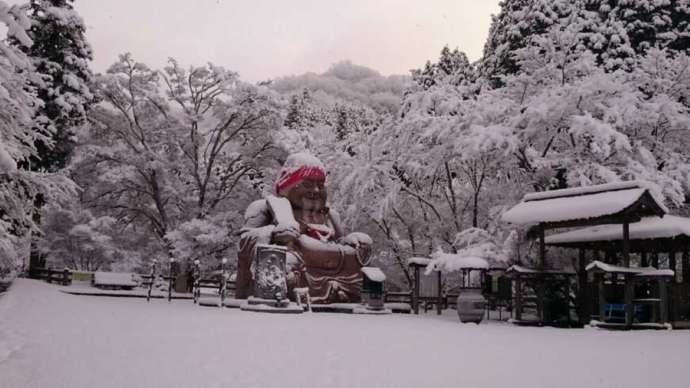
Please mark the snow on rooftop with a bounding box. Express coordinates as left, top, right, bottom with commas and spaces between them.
502, 188, 662, 225
506, 265, 575, 275
585, 260, 674, 277
425, 252, 490, 274
522, 181, 647, 201
545, 215, 690, 245
361, 267, 386, 282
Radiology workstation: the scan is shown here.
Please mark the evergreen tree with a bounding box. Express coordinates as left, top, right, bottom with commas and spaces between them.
412, 45, 474, 89
284, 88, 321, 130
481, 0, 690, 82
13, 0, 95, 172
480, 0, 569, 85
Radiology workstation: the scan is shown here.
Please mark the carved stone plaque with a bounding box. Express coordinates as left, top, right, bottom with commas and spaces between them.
254, 244, 288, 301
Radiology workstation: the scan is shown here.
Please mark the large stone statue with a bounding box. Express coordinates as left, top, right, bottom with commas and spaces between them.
236, 152, 372, 304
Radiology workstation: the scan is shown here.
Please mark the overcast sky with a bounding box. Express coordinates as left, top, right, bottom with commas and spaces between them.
9, 0, 501, 82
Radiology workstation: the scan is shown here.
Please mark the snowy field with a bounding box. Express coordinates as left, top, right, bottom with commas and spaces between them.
1, 279, 689, 388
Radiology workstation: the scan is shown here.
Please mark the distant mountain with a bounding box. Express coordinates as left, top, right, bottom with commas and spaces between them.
270, 60, 410, 116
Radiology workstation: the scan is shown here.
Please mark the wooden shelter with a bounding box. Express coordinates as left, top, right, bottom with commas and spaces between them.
502, 181, 667, 328
546, 215, 690, 328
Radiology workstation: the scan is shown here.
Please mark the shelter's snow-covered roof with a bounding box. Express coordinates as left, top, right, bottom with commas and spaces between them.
545, 215, 690, 245
505, 265, 575, 276
585, 261, 674, 277
523, 181, 645, 201
502, 181, 666, 225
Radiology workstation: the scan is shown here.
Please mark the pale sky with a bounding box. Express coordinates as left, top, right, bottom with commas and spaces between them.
9, 0, 501, 82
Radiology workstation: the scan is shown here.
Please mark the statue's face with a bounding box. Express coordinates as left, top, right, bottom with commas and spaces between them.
285, 177, 327, 211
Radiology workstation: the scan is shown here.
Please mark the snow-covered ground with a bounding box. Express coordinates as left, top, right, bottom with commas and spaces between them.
1, 279, 689, 388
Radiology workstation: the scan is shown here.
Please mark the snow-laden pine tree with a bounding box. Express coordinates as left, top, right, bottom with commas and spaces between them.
412, 45, 475, 90
0, 1, 74, 274
494, 26, 689, 204
480, 0, 573, 85
482, 0, 690, 80
14, 0, 94, 172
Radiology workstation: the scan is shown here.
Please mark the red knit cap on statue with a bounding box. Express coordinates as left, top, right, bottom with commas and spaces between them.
275, 152, 326, 196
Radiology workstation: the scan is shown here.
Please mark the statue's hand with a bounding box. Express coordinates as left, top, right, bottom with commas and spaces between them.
271, 222, 301, 245
340, 232, 373, 266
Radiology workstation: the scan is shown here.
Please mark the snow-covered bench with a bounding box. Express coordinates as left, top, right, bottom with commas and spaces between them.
93, 272, 138, 290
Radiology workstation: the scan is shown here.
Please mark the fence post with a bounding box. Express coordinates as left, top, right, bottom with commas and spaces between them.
168, 258, 175, 302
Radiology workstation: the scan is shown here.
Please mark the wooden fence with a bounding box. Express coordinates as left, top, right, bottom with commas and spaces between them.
30, 267, 72, 285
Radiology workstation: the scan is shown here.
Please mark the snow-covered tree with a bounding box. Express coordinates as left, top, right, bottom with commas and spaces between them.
481, 0, 690, 82
75, 54, 282, 267
480, 0, 571, 85
39, 201, 118, 271
13, 0, 94, 172
411, 45, 475, 90
496, 27, 689, 204
0, 1, 75, 273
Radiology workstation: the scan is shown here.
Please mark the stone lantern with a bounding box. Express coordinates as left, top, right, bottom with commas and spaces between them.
361, 267, 386, 311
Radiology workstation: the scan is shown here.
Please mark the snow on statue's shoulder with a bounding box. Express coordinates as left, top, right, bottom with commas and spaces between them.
266, 195, 299, 231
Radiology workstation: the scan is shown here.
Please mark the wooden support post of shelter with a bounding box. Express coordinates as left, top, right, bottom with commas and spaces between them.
577, 248, 589, 326
622, 221, 630, 267
624, 274, 634, 328
597, 273, 606, 322
683, 250, 690, 284
669, 251, 677, 282
537, 225, 546, 324
659, 278, 669, 324
514, 278, 522, 321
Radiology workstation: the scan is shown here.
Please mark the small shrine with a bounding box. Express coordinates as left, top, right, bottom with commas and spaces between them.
501, 181, 677, 328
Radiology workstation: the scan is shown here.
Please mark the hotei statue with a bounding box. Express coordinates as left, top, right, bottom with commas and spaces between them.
236, 152, 373, 304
